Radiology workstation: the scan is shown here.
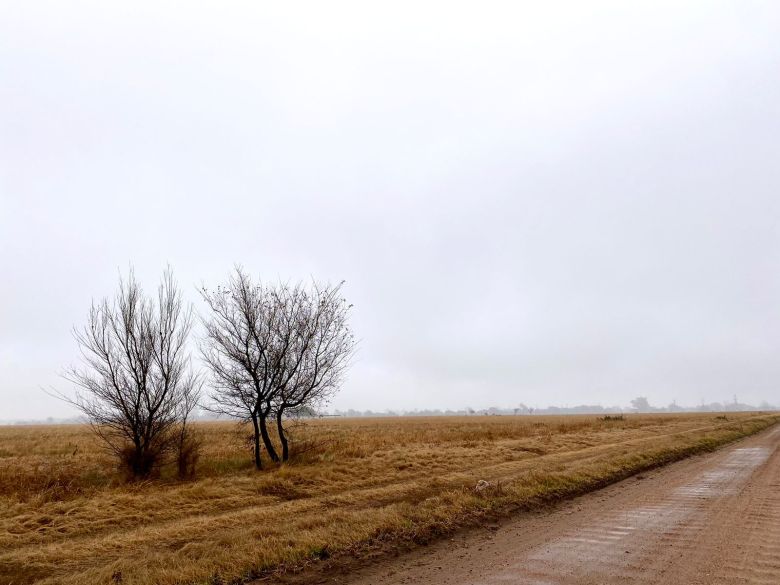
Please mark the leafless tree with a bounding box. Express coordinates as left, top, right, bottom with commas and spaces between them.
199, 268, 354, 468
270, 282, 354, 461
199, 269, 284, 468
64, 269, 201, 479
174, 380, 203, 478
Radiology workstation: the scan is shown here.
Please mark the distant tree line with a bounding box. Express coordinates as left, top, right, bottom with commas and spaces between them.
64, 267, 354, 479
330, 397, 777, 418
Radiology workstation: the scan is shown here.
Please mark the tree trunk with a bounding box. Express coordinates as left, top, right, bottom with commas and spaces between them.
276, 409, 289, 462
131, 436, 144, 479
251, 414, 263, 470
259, 412, 280, 462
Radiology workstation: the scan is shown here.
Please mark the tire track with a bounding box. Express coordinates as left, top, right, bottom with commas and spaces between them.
498, 445, 771, 584
711, 441, 780, 585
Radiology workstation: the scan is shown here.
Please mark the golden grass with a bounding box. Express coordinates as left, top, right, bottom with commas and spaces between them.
0, 412, 777, 584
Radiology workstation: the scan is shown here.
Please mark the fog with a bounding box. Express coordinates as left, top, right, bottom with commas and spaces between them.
2, 1, 779, 420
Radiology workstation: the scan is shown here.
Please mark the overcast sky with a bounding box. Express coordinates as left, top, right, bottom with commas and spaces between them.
2, 1, 779, 420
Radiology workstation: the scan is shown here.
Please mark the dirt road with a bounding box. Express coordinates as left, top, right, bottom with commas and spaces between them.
340, 425, 780, 585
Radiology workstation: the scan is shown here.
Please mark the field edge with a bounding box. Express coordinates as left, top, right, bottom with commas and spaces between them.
249, 414, 780, 585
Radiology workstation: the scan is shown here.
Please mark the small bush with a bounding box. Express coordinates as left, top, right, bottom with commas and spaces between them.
600, 414, 625, 422
176, 431, 203, 479
119, 443, 163, 480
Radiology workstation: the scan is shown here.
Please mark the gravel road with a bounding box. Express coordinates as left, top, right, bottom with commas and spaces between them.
340, 424, 780, 585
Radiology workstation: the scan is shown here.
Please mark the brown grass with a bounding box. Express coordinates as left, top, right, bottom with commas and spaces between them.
0, 412, 777, 584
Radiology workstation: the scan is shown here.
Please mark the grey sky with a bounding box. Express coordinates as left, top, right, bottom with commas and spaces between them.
2, 1, 779, 419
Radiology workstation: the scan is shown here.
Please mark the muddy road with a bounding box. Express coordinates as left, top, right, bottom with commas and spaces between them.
339, 425, 780, 585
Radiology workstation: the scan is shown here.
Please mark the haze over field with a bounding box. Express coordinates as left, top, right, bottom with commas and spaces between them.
2, 1, 780, 420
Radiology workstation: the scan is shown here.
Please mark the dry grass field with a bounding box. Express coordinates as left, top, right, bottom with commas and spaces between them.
0, 412, 778, 585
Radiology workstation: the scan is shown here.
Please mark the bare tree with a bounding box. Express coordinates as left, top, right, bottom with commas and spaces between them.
200, 269, 354, 467
199, 269, 284, 468
271, 282, 354, 461
174, 380, 203, 478
65, 269, 201, 479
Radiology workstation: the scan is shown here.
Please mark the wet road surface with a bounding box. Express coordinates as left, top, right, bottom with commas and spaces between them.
341, 425, 780, 585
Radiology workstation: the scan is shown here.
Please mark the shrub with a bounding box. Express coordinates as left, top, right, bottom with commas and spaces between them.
176, 431, 203, 479
600, 414, 625, 421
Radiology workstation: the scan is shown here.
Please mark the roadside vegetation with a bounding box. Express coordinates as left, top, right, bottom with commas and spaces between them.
0, 412, 777, 584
